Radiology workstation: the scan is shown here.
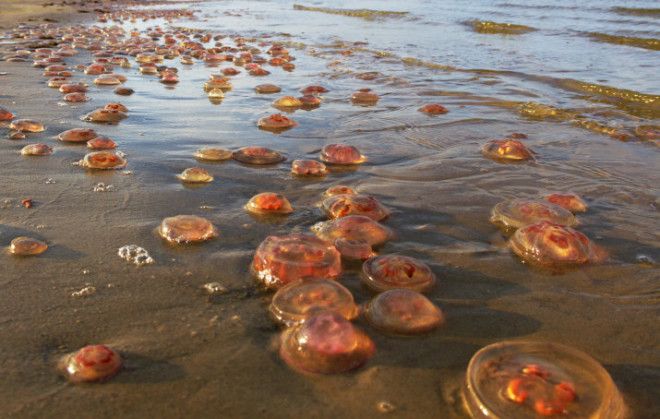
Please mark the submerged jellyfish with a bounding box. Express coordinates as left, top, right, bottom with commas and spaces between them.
245, 192, 293, 215
252, 234, 341, 288
81, 151, 127, 170
47, 77, 68, 88
364, 289, 444, 335
21, 143, 53, 156
233, 146, 285, 165
320, 144, 366, 165
255, 84, 281, 94
280, 310, 375, 374
418, 104, 448, 115
204, 77, 232, 92
321, 194, 390, 221
63, 92, 89, 103
10, 119, 45, 133
177, 167, 214, 183
9, 236, 48, 256
87, 136, 117, 150
300, 85, 328, 95
311, 215, 393, 247
59, 83, 88, 94
159, 215, 218, 244
194, 147, 233, 161
57, 128, 98, 143
59, 344, 122, 383
291, 160, 327, 177
544, 193, 588, 213
351, 89, 379, 106
324, 185, 356, 197
490, 199, 577, 230
94, 75, 122, 85
0, 106, 14, 121
509, 222, 606, 267
362, 254, 436, 293
257, 114, 298, 133
104, 103, 128, 113
83, 108, 128, 124
269, 278, 358, 326
298, 95, 322, 109
482, 139, 534, 162
207, 88, 224, 100
333, 238, 375, 260
272, 96, 302, 110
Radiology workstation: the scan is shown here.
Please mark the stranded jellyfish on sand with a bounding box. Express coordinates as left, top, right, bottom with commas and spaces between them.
280, 310, 375, 374
269, 278, 358, 326
320, 144, 366, 165
463, 341, 627, 419
177, 167, 214, 183
418, 103, 449, 115
482, 139, 534, 162
324, 185, 356, 197
159, 215, 218, 244
245, 192, 293, 215
321, 193, 390, 221
362, 254, 436, 293
351, 89, 379, 106
509, 222, 607, 267
9, 236, 48, 256
233, 146, 285, 165
63, 92, 89, 103
364, 289, 444, 335
544, 193, 588, 213
490, 199, 577, 230
291, 160, 327, 177
194, 147, 233, 161
9, 119, 45, 133
83, 108, 128, 124
312, 215, 393, 247
81, 151, 127, 170
255, 84, 281, 94
57, 128, 98, 143
21, 143, 53, 156
59, 344, 122, 383
257, 113, 298, 133
87, 136, 117, 150
59, 83, 88, 94
252, 234, 341, 289
0, 106, 15, 121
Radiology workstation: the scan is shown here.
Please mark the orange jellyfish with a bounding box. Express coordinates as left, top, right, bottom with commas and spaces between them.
291, 159, 327, 176
311, 215, 393, 247
279, 310, 375, 374
321, 193, 390, 221
94, 74, 122, 85
364, 289, 445, 335
9, 236, 48, 256
333, 238, 375, 260
177, 167, 214, 183
269, 278, 359, 326
418, 104, 448, 115
83, 108, 127, 124
81, 151, 127, 170
298, 95, 322, 109
255, 84, 281, 94
21, 143, 53, 156
245, 192, 293, 215
222, 67, 240, 76
158, 215, 218, 244
324, 185, 356, 197
362, 254, 436, 293
63, 92, 89, 103
482, 139, 534, 162
47, 77, 68, 88
59, 83, 88, 94
544, 193, 588, 213
300, 85, 328, 95
114, 87, 134, 96
194, 147, 233, 161
233, 146, 285, 165
59, 344, 122, 383
320, 144, 366, 165
490, 199, 577, 230
10, 119, 45, 133
57, 128, 98, 143
257, 113, 298, 133
249, 67, 270, 76
252, 234, 342, 288
104, 103, 128, 113
87, 136, 117, 150
351, 89, 379, 106
0, 106, 14, 121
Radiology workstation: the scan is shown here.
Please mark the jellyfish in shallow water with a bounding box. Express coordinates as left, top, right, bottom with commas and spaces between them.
544, 193, 588, 213
351, 89, 379, 106
300, 85, 328, 95
272, 96, 302, 110
21, 143, 53, 156
114, 87, 134, 96
10, 119, 45, 133
312, 215, 393, 247
245, 192, 293, 215
63, 92, 89, 103
291, 160, 327, 177
59, 83, 88, 94
320, 144, 366, 165
324, 185, 356, 197
298, 95, 321, 109
269, 278, 358, 327
104, 103, 128, 113
418, 104, 448, 115
364, 289, 444, 335
194, 147, 232, 161
321, 194, 389, 221
233, 146, 285, 165
333, 238, 374, 260
87, 136, 117, 150
177, 167, 214, 183
490, 199, 577, 230
362, 254, 436, 293
509, 222, 607, 267
57, 128, 98, 143
159, 215, 218, 244
81, 151, 127, 170
59, 344, 122, 383
9, 236, 48, 256
257, 113, 298, 132
47, 77, 68, 88
255, 84, 281, 94
83, 109, 127, 124
252, 234, 341, 289
94, 75, 121, 85
279, 310, 374, 374
0, 106, 14, 121
482, 139, 534, 162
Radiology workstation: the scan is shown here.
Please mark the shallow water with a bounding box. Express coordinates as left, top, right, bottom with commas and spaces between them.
0, 1, 658, 418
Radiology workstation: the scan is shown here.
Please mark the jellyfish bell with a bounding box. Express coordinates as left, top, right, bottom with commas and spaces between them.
59, 83, 88, 94
490, 199, 577, 230
364, 289, 444, 335
83, 108, 127, 124
0, 106, 15, 121
255, 84, 281, 94
300, 85, 328, 95
104, 103, 128, 113
94, 74, 121, 85
57, 128, 98, 143
87, 136, 117, 150
362, 254, 436, 293
10, 119, 45, 133
9, 236, 48, 256
269, 278, 358, 327
321, 194, 389, 221
311, 215, 393, 247
194, 147, 232, 162
272, 96, 302, 110
334, 238, 374, 260
63, 92, 89, 103
418, 103, 448, 115
482, 139, 534, 162
298, 95, 321, 109
21, 143, 53, 156
257, 113, 298, 133
177, 167, 214, 183
158, 215, 218, 244
245, 192, 293, 215
324, 185, 356, 197
291, 160, 327, 177
544, 193, 588, 213
114, 87, 134, 96
233, 146, 285, 165
351, 89, 379, 106
59, 344, 122, 383
81, 151, 127, 170
47, 77, 68, 88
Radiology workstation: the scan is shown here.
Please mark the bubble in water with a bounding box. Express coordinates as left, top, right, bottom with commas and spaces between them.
59, 344, 122, 383
362, 254, 436, 293
364, 289, 444, 335
118, 244, 154, 266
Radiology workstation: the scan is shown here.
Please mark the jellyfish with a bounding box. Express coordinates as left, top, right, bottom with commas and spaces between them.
320, 144, 366, 165
544, 193, 588, 213
94, 75, 122, 85
57, 128, 98, 143
59, 344, 122, 383
194, 147, 233, 161
158, 215, 218, 244
300, 85, 328, 95
311, 215, 393, 247
252, 234, 342, 288
59, 83, 88, 94
298, 95, 322, 109
114, 87, 134, 96
63, 92, 89, 103
222, 67, 240, 76
321, 194, 389, 221
418, 104, 448, 115
0, 106, 14, 121
10, 119, 45, 133
272, 96, 302, 110
255, 84, 281, 94
351, 89, 379, 106
291, 160, 327, 177
104, 103, 128, 113
87, 136, 117, 150
364, 289, 444, 335
47, 77, 68, 88
21, 143, 53, 156
249, 67, 270, 76
482, 139, 534, 162
245, 192, 293, 215
83, 108, 127, 124
233, 146, 285, 165
177, 167, 214, 183
279, 310, 375, 374
204, 78, 232, 92
257, 114, 298, 133
324, 185, 356, 197
81, 151, 127, 170
333, 238, 375, 260
269, 278, 358, 326
9, 236, 48, 256
362, 254, 436, 293
490, 199, 577, 230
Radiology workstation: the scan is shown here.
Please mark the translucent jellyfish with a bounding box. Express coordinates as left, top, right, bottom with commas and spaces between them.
418, 104, 448, 115
21, 143, 53, 156
177, 167, 214, 183
490, 199, 577, 230
59, 83, 88, 94
252, 234, 342, 288
320, 144, 366, 165
47, 77, 68, 88
324, 185, 356, 197
104, 103, 128, 113
249, 67, 270, 76
160, 73, 179, 84
364, 289, 444, 335
463, 341, 627, 419
159, 215, 218, 244
84, 63, 106, 75
9, 236, 48, 256
362, 255, 436, 293
10, 119, 45, 133
272, 96, 302, 110
509, 222, 607, 267
321, 194, 390, 221
81, 151, 127, 170
204, 78, 232, 92
351, 89, 379, 106
255, 84, 281, 94
222, 67, 240, 76
299, 95, 322, 109
114, 87, 134, 96
269, 278, 358, 326
300, 85, 328, 95
59, 344, 122, 383
94, 75, 121, 85
207, 88, 224, 100
311, 215, 393, 247
139, 64, 158, 75
194, 147, 233, 161
233, 146, 285, 165
83, 109, 128, 124
245, 192, 293, 215
280, 310, 375, 374
63, 92, 89, 103
257, 114, 298, 133
57, 128, 98, 143
333, 238, 374, 260
0, 106, 14, 121
482, 139, 534, 161
291, 160, 327, 177
544, 193, 588, 213
87, 136, 117, 150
